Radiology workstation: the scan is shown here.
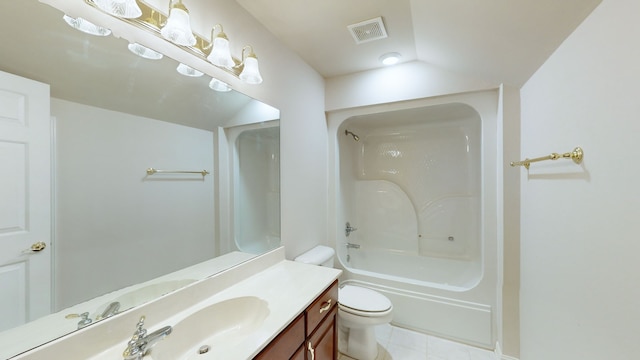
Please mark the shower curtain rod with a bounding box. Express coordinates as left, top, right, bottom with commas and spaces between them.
510, 147, 583, 169
146, 168, 210, 176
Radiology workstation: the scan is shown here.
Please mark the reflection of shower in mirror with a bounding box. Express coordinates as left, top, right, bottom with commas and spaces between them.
344, 129, 360, 141
231, 122, 281, 254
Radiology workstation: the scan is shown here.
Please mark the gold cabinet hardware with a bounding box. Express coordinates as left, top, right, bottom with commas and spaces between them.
307, 341, 315, 360
319, 299, 332, 313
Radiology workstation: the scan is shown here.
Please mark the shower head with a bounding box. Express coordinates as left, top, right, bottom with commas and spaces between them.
345, 129, 360, 141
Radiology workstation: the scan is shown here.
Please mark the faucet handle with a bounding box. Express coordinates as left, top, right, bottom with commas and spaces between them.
76, 312, 92, 329
130, 316, 147, 341
123, 316, 147, 359
345, 222, 358, 237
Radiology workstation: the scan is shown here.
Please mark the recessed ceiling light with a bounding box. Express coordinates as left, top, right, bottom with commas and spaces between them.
380, 52, 401, 66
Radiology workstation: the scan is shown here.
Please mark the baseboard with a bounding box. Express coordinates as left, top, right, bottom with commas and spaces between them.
500, 356, 519, 360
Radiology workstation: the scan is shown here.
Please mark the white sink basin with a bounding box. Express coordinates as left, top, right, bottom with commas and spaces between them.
95, 279, 196, 319
148, 296, 270, 360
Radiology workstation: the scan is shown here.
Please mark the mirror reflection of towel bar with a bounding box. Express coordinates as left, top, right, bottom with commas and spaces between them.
146, 168, 210, 176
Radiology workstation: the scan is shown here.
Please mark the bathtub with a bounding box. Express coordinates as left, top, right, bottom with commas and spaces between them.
344, 247, 482, 291
327, 90, 501, 349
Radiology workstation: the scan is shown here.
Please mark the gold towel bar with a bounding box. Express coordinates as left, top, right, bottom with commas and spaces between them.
510, 147, 583, 169
146, 168, 210, 176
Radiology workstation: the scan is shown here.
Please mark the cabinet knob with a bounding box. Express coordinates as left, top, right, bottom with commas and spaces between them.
319, 299, 332, 313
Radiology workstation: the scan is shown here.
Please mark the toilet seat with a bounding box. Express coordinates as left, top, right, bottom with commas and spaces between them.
339, 285, 392, 316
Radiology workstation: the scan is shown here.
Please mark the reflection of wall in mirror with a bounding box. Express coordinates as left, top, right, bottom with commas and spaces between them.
53, 98, 216, 309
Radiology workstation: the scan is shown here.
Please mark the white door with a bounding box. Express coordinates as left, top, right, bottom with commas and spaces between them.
0, 70, 51, 332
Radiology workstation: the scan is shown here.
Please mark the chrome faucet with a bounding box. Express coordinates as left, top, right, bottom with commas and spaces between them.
346, 243, 360, 249
76, 312, 92, 329
123, 316, 172, 360
345, 222, 358, 237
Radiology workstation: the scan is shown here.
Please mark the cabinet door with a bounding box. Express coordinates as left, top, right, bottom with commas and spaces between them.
254, 313, 305, 360
292, 344, 305, 360
307, 306, 337, 360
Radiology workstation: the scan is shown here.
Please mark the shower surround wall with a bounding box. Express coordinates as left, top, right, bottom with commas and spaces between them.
328, 90, 500, 349
228, 123, 281, 254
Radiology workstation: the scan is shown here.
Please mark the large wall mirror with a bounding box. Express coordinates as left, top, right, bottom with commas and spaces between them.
0, 0, 280, 358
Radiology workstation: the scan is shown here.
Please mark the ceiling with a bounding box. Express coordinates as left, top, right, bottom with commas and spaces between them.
1, 0, 603, 124
235, 0, 602, 86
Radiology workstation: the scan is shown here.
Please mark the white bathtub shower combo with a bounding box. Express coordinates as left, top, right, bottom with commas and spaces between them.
327, 90, 501, 349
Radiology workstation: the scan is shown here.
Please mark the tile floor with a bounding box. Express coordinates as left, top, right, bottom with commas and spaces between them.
338, 324, 497, 360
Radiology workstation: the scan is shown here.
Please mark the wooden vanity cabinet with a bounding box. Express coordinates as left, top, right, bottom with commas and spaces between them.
254, 313, 305, 359
254, 280, 338, 360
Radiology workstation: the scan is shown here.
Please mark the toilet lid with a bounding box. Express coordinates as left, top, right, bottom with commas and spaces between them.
339, 285, 392, 313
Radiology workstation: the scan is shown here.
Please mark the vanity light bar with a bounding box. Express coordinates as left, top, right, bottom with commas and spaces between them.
84, 0, 245, 78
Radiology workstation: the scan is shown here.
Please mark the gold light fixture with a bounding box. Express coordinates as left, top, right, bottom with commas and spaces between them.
85, 0, 263, 84
205, 24, 234, 69
63, 15, 111, 36
160, 0, 196, 46
93, 0, 142, 19
238, 46, 263, 85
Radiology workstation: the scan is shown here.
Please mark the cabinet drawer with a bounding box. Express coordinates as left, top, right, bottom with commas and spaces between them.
308, 305, 338, 360
254, 313, 305, 360
306, 280, 338, 337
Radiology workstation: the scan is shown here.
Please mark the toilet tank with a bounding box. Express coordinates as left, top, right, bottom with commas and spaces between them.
294, 245, 335, 267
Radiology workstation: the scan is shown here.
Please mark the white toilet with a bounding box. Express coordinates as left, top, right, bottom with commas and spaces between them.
294, 245, 393, 360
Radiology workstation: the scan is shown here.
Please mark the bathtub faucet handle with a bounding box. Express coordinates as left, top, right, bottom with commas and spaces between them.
345, 222, 358, 237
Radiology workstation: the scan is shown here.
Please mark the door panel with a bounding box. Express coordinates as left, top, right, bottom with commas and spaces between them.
0, 70, 51, 332
0, 141, 26, 233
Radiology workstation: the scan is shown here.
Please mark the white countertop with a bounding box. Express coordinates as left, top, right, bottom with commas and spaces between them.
1, 251, 257, 360
13, 247, 342, 360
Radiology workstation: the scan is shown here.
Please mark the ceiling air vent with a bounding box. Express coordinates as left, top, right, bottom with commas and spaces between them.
347, 17, 388, 44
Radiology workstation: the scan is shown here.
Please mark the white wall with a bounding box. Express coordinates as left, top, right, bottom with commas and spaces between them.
519, 0, 640, 358
325, 60, 498, 111
137, 0, 330, 261
53, 99, 215, 309
51, 0, 328, 261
